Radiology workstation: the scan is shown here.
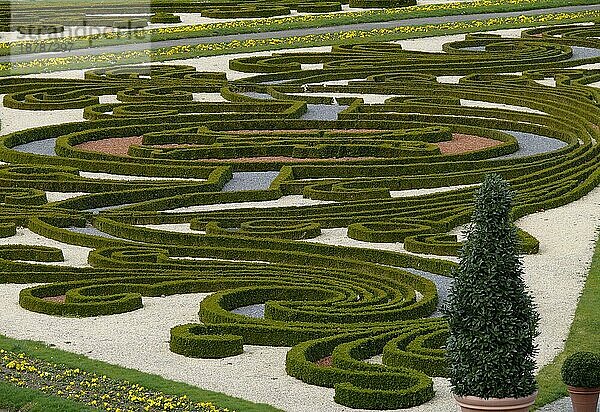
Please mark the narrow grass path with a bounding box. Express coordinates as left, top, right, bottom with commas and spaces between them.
535, 232, 600, 408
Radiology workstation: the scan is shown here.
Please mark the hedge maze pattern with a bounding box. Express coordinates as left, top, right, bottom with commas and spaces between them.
2, 24, 600, 409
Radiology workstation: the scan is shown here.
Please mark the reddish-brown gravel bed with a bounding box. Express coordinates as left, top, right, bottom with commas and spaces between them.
74, 133, 502, 160
437, 133, 502, 154
315, 356, 333, 367
76, 137, 142, 157
42, 295, 66, 304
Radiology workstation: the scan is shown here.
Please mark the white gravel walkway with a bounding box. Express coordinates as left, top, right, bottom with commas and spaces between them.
305, 227, 461, 263
0, 94, 84, 135
79, 171, 206, 182
163, 194, 334, 213
0, 228, 92, 267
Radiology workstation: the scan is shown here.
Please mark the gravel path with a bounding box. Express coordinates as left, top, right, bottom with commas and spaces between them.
306, 182, 600, 371
163, 195, 334, 213
86, 203, 137, 213
402, 267, 453, 317
46, 191, 90, 203
0, 228, 92, 268
0, 94, 84, 136
305, 227, 459, 263
0, 182, 599, 410
569, 46, 600, 62
221, 171, 281, 192
460, 99, 546, 115
390, 183, 478, 198
538, 397, 573, 412
0, 285, 460, 412
498, 131, 567, 159
79, 171, 206, 182
538, 397, 600, 412
11, 138, 59, 156
66, 226, 125, 240
300, 104, 348, 121
0, 26, 597, 412
243, 92, 274, 100
231, 303, 266, 318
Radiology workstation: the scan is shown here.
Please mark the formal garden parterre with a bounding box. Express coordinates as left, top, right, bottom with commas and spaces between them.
0, 5, 599, 411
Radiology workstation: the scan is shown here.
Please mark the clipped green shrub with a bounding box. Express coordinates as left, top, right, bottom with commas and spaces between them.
382, 328, 448, 377
296, 2, 342, 13
150, 12, 182, 23
17, 24, 64, 34
348, 221, 432, 243
203, 220, 322, 240
334, 375, 432, 409
201, 5, 290, 18
170, 324, 244, 358
445, 174, 539, 399
561, 352, 600, 388
112, 19, 148, 29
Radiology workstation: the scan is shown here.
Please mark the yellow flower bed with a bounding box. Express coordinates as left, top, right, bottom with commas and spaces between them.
0, 0, 590, 49
1, 349, 231, 412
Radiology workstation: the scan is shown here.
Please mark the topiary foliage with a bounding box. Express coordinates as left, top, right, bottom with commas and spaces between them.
444, 173, 539, 399
561, 352, 600, 388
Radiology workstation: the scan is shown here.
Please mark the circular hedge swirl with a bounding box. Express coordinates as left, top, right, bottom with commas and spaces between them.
2, 25, 600, 409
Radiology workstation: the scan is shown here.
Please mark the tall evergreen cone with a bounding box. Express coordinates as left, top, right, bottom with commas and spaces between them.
445, 174, 539, 399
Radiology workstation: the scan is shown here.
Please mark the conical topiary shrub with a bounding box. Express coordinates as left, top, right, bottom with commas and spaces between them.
445, 174, 539, 401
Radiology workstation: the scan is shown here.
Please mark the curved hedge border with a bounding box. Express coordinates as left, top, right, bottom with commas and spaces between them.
2, 26, 600, 409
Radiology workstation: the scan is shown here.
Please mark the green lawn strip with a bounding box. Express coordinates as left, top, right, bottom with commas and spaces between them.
534, 233, 600, 409
0, 334, 283, 412
1, 11, 599, 77
0, 380, 97, 412
2, 0, 599, 54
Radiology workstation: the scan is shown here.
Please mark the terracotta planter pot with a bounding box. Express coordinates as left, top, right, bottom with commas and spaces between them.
567, 386, 600, 412
453, 391, 537, 412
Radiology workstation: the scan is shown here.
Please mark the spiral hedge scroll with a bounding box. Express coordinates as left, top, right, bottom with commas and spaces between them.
2, 24, 600, 409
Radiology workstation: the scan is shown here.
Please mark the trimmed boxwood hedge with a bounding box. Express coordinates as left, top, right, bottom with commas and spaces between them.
2, 27, 600, 409
349, 0, 415, 7
347, 221, 433, 243
170, 324, 244, 358
150, 12, 182, 23
296, 2, 342, 12
0, 223, 16, 238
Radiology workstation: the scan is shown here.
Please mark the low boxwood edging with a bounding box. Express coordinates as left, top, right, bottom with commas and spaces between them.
202, 220, 322, 240
0, 222, 16, 238
170, 324, 244, 358
348, 221, 433, 243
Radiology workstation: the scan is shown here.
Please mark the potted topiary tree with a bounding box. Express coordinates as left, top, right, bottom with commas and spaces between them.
444, 174, 540, 412
561, 351, 600, 412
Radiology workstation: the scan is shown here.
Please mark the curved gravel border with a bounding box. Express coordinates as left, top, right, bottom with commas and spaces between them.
222, 171, 281, 192
0, 228, 92, 267
499, 130, 567, 159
